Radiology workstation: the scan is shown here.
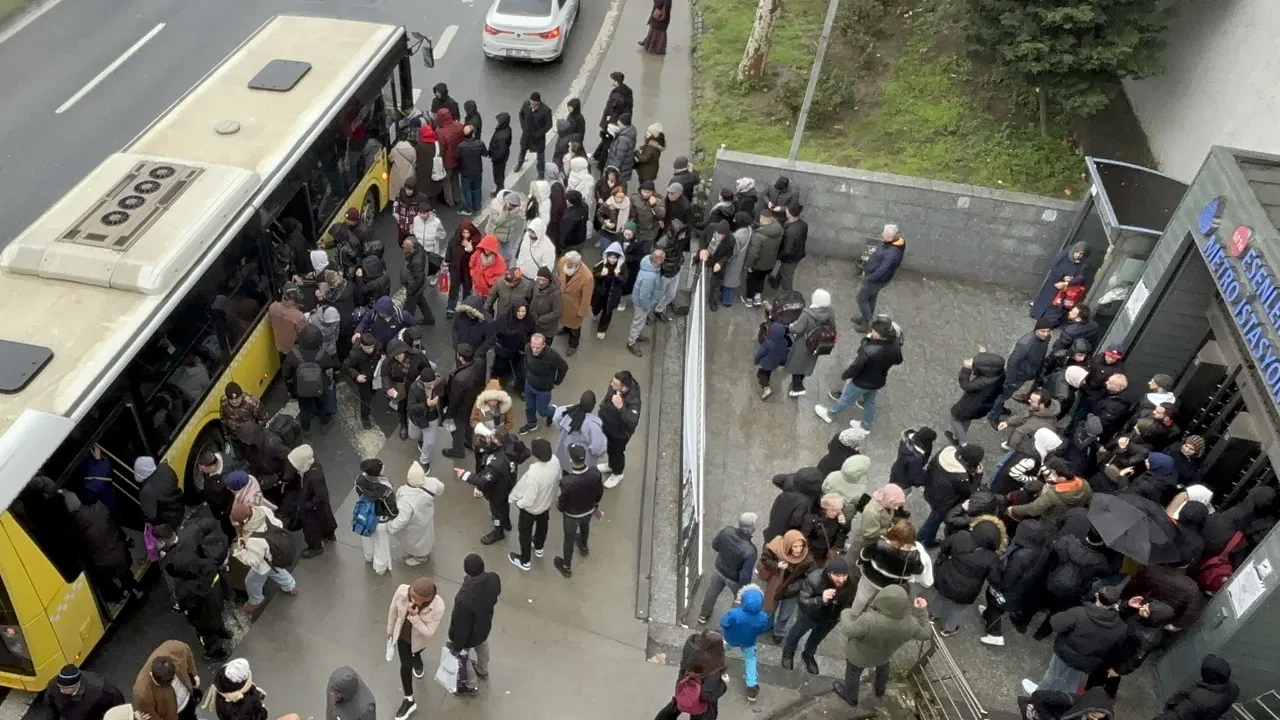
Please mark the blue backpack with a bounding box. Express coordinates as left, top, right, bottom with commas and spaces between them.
352, 495, 378, 537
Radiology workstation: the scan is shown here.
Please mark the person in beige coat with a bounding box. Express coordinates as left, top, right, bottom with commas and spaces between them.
131, 640, 199, 720
386, 578, 446, 719
555, 252, 595, 356
388, 462, 446, 566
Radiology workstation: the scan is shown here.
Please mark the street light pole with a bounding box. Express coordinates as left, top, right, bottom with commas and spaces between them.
788, 0, 842, 161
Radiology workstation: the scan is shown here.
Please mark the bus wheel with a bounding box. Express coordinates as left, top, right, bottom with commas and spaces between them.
186, 425, 226, 496
361, 188, 379, 232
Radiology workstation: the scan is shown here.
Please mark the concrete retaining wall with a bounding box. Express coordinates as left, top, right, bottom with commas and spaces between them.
711, 149, 1083, 290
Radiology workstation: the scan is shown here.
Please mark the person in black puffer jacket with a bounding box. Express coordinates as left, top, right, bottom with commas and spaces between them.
1085, 598, 1174, 699
71, 493, 139, 602
1153, 654, 1239, 720
781, 558, 856, 673
980, 519, 1054, 646
763, 467, 824, 542
446, 554, 503, 692
801, 493, 850, 563
942, 490, 1007, 538
1034, 531, 1112, 641
889, 427, 935, 491
1029, 586, 1127, 694
948, 351, 1005, 446
135, 456, 185, 534
1174, 501, 1209, 569
452, 294, 496, 357
815, 426, 869, 476
852, 520, 924, 616
354, 255, 391, 309
931, 518, 1004, 635
920, 444, 984, 548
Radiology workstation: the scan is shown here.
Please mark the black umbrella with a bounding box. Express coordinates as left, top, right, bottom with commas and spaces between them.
1087, 493, 1182, 565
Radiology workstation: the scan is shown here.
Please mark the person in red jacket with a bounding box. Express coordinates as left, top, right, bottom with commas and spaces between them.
469, 235, 507, 299
436, 108, 466, 208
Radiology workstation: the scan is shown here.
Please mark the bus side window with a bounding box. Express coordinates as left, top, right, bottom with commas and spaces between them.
10, 477, 84, 584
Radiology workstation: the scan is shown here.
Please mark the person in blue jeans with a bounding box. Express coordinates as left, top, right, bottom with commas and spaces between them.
518, 333, 568, 433
455, 126, 488, 216
720, 585, 772, 703
919, 444, 985, 548
853, 224, 906, 332
782, 558, 856, 675
815, 319, 903, 429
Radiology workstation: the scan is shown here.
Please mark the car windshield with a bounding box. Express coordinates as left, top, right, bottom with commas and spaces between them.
496, 0, 553, 16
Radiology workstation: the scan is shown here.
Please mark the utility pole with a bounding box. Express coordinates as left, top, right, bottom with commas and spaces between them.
788, 0, 841, 161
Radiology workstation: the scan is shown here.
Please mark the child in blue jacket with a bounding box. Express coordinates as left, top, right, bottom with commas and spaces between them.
720, 584, 772, 702
754, 322, 790, 400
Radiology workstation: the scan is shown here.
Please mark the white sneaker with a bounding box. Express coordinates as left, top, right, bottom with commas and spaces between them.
850, 419, 867, 429
1021, 679, 1038, 695
405, 556, 424, 567
788, 389, 806, 397
604, 473, 623, 489
977, 605, 986, 615
814, 405, 833, 423
761, 386, 772, 399
617, 301, 627, 312
596, 332, 606, 340
597, 462, 612, 473
429, 275, 438, 286
980, 635, 1005, 647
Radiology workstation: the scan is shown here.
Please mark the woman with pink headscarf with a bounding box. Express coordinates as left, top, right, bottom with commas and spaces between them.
844, 484, 906, 566
224, 470, 276, 511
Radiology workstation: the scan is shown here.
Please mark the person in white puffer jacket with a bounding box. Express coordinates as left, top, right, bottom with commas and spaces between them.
517, 217, 556, 279
566, 157, 596, 226
388, 462, 445, 566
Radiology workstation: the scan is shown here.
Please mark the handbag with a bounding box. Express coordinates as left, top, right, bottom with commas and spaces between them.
144, 524, 160, 563
1051, 284, 1085, 309
385, 637, 396, 662
437, 266, 451, 295
434, 647, 459, 693
431, 141, 447, 182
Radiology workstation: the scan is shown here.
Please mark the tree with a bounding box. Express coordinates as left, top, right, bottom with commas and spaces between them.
738, 0, 784, 81
968, 0, 1170, 134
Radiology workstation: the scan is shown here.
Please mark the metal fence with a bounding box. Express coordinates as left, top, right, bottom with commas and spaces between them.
1235, 691, 1280, 720
906, 628, 988, 720
676, 268, 708, 617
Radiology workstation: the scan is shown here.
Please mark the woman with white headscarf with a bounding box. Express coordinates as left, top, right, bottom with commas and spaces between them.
207, 659, 267, 720
784, 289, 836, 397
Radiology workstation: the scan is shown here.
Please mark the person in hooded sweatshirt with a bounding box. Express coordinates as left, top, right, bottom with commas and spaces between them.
287, 444, 337, 558
552, 390, 608, 471
919, 443, 985, 548
1154, 655, 1239, 720
822, 455, 871, 509
355, 459, 397, 574
387, 462, 445, 567
784, 288, 836, 397
989, 426, 1060, 495
229, 502, 298, 614
719, 584, 772, 703
591, 243, 629, 338
980, 518, 1054, 647
764, 466, 825, 542
817, 425, 870, 477
947, 349, 1007, 446
888, 427, 935, 492
1124, 451, 1181, 506
326, 667, 375, 720
1084, 597, 1174, 699
1022, 586, 1127, 695
281, 324, 338, 432
488, 112, 513, 194
931, 517, 1004, 635
447, 554, 502, 695
834, 584, 931, 709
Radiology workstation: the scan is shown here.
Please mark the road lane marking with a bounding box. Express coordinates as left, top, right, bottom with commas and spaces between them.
55, 22, 165, 114
434, 25, 458, 59
0, 0, 69, 47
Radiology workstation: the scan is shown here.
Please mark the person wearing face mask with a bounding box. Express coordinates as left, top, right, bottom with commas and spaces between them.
467, 234, 507, 300
555, 251, 594, 356
591, 243, 629, 339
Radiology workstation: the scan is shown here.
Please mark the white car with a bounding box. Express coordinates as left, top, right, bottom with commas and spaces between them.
483, 0, 580, 63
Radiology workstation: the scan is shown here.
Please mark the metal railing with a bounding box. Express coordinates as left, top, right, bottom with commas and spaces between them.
1234, 690, 1280, 720
906, 627, 989, 720
675, 265, 708, 617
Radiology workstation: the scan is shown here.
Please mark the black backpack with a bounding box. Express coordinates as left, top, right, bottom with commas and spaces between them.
291, 350, 325, 399
254, 523, 298, 568
806, 318, 838, 356
267, 413, 304, 449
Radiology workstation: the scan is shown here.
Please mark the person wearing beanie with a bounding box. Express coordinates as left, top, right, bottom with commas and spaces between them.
219, 383, 268, 443
816, 425, 871, 477
525, 260, 564, 342
440, 341, 489, 459
1007, 455, 1092, 525
698, 512, 760, 624
783, 288, 837, 398
699, 219, 737, 311
268, 280, 310, 353
386, 578, 445, 720
555, 443, 605, 578
853, 223, 907, 332
742, 208, 783, 307
1022, 586, 1127, 695
669, 155, 700, 203
719, 582, 772, 703
765, 175, 800, 225
447, 554, 502, 695
634, 123, 666, 182
355, 459, 398, 574
834, 584, 931, 709
919, 442, 985, 548
887, 426, 935, 492
134, 455, 186, 535
782, 555, 855, 675
1154, 654, 1239, 720
1166, 433, 1206, 486
404, 365, 442, 469
287, 444, 337, 558
210, 658, 268, 720
815, 317, 903, 427
44, 663, 126, 720
387, 462, 446, 566
133, 641, 201, 720
507, 438, 562, 570
987, 319, 1055, 428
629, 178, 666, 253
551, 390, 608, 472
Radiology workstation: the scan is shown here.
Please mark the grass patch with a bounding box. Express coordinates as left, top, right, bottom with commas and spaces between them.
691, 0, 1087, 197
0, 0, 30, 24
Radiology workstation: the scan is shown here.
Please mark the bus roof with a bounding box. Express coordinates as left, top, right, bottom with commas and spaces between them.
0, 15, 403, 472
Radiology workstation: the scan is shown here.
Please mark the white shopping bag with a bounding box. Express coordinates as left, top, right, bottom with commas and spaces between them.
385, 637, 396, 663
434, 647, 459, 693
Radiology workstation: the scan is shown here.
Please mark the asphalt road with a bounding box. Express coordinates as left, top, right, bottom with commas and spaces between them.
0, 0, 612, 241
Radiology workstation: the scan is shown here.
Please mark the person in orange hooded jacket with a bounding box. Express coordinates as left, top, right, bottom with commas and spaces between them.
469, 235, 507, 299
436, 108, 466, 208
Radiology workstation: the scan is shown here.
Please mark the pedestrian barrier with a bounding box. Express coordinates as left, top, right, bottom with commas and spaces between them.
675, 264, 708, 617
906, 627, 988, 720
1233, 690, 1280, 720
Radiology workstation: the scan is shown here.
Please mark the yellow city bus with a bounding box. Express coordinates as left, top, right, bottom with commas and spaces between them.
0, 15, 431, 689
